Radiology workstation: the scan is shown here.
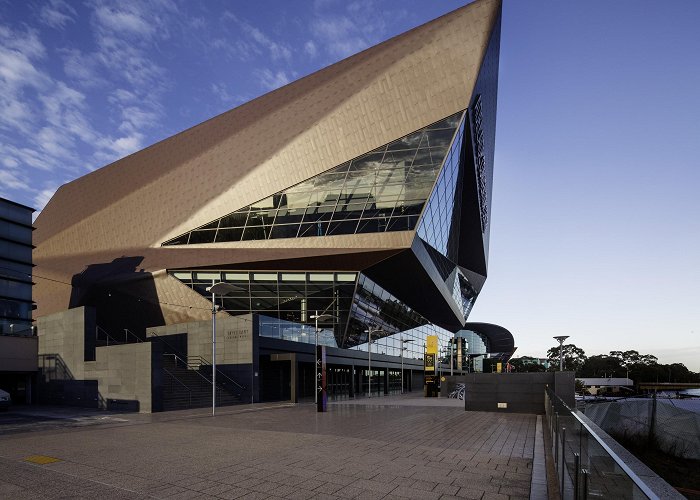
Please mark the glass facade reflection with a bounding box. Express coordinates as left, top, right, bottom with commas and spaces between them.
163, 112, 463, 246
170, 270, 452, 360
347, 274, 452, 360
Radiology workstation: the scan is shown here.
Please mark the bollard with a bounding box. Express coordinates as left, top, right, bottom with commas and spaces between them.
574, 453, 580, 500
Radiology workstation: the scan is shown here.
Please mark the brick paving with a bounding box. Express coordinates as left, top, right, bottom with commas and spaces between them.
0, 395, 539, 499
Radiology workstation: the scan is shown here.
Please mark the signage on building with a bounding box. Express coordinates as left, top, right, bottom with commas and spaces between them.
426, 335, 438, 355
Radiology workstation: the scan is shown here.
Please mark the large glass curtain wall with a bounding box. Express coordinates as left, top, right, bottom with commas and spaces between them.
346, 274, 452, 360
163, 111, 464, 246
171, 270, 357, 347
171, 269, 453, 359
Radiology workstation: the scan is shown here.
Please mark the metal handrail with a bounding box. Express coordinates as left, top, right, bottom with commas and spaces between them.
189, 355, 246, 391
123, 328, 142, 343
96, 325, 120, 345
546, 387, 658, 499
164, 353, 215, 386
163, 368, 192, 408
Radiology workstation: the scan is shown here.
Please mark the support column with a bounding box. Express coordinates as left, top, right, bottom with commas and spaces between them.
349, 365, 355, 398
290, 357, 297, 403
384, 368, 389, 395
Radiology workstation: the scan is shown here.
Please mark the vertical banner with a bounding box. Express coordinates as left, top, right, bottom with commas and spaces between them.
316, 345, 327, 412
457, 338, 463, 371
426, 335, 438, 357
425, 335, 439, 397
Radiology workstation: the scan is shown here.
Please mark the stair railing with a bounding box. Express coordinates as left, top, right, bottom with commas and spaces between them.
188, 355, 246, 392
123, 328, 143, 343
96, 325, 120, 346
163, 368, 192, 408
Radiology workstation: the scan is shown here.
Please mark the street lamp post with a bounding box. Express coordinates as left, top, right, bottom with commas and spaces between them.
206, 281, 243, 416
364, 326, 385, 397
400, 337, 414, 394
310, 311, 335, 405
553, 336, 570, 372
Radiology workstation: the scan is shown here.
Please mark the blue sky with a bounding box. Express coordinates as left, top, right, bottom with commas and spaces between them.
1, 0, 698, 370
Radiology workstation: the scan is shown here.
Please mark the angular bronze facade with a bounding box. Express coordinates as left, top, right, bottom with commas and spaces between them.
34, 0, 502, 361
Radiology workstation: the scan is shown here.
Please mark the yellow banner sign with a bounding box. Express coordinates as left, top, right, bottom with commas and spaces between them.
425, 353, 435, 372
426, 335, 438, 355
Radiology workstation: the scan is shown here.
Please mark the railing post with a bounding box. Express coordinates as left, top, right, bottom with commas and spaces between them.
555, 412, 559, 466
581, 468, 589, 500
573, 452, 580, 500
561, 426, 566, 497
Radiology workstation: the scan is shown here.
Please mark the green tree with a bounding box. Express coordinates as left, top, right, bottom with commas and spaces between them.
547, 344, 587, 374
580, 354, 624, 378
510, 356, 546, 372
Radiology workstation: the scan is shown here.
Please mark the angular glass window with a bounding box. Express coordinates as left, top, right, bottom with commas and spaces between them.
162, 111, 464, 246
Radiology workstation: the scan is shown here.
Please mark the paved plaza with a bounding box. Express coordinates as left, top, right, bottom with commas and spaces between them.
0, 395, 543, 499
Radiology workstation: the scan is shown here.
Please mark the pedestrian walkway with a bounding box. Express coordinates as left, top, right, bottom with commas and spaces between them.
0, 395, 542, 499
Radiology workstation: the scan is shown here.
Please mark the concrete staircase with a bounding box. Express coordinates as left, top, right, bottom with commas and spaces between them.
162, 356, 241, 411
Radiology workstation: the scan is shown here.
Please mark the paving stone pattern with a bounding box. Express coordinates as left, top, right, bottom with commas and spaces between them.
0, 398, 537, 499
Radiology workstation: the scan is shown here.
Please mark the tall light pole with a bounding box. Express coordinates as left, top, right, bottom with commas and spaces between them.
206, 281, 243, 416
553, 335, 570, 372
310, 311, 334, 405
400, 337, 414, 394
364, 326, 385, 397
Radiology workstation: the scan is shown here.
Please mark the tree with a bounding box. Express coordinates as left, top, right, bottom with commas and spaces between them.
580, 354, 624, 378
547, 343, 587, 374
510, 356, 546, 373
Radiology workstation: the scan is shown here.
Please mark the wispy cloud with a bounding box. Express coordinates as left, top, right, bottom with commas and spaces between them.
254, 69, 291, 91
304, 40, 317, 59
220, 12, 293, 63
308, 0, 407, 60
38, 0, 77, 29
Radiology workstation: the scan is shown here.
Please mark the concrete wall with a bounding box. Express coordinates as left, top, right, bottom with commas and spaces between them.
0, 335, 38, 372
147, 314, 254, 365
37, 306, 95, 380
445, 372, 575, 414
37, 306, 160, 412
85, 342, 156, 413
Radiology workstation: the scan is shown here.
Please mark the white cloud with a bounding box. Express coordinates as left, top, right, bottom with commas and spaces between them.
33, 185, 60, 212
39, 0, 77, 29
94, 5, 157, 39
0, 170, 28, 190
304, 40, 317, 58
221, 12, 293, 62
310, 16, 369, 58
0, 26, 46, 59
254, 69, 291, 91
119, 106, 158, 134
61, 49, 106, 88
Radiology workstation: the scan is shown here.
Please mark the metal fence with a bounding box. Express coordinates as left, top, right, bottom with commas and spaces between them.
545, 387, 658, 499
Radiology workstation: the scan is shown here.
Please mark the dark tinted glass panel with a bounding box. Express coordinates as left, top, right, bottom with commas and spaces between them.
219, 212, 248, 228
188, 230, 216, 244
162, 111, 464, 246
215, 228, 243, 242
298, 222, 328, 237
242, 226, 270, 240
269, 224, 300, 239
327, 220, 359, 235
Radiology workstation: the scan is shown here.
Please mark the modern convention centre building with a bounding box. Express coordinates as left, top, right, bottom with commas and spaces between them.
32, 0, 514, 411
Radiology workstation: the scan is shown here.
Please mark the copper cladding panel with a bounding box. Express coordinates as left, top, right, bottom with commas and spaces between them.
32, 0, 501, 319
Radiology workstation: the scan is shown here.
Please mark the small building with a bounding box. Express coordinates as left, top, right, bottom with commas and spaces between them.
578, 377, 634, 396
0, 197, 37, 404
